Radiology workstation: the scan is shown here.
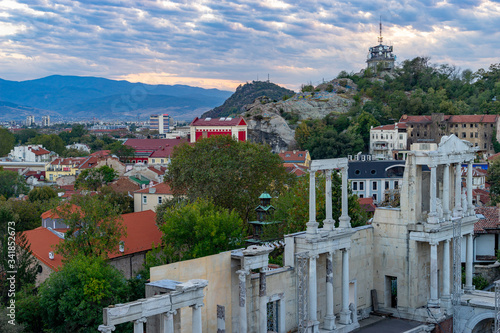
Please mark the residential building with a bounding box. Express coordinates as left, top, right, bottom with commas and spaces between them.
41, 115, 50, 127
45, 156, 99, 181
23, 210, 161, 283
123, 138, 185, 164
348, 160, 406, 204
133, 182, 174, 212
474, 206, 500, 263
9, 145, 52, 162
65, 143, 91, 152
25, 115, 35, 127
150, 114, 171, 135
399, 113, 500, 158
147, 138, 188, 165
369, 123, 407, 160
278, 150, 311, 167
189, 117, 247, 143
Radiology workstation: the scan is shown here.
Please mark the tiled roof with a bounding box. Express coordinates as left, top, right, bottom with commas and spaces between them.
123, 139, 178, 151
41, 204, 81, 220
108, 177, 141, 194
461, 167, 488, 177
358, 197, 377, 212
399, 114, 498, 124
91, 150, 111, 157
49, 156, 99, 169
134, 182, 173, 194
488, 152, 500, 161
473, 189, 491, 205
22, 227, 64, 271
372, 123, 407, 131
190, 116, 247, 127
283, 163, 308, 176
148, 138, 188, 158
279, 150, 308, 163
147, 166, 167, 176
28, 146, 50, 155
475, 206, 499, 234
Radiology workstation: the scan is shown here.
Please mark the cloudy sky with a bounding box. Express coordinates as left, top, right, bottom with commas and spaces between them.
0, 0, 498, 92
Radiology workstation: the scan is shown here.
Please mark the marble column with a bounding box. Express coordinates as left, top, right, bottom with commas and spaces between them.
428, 164, 438, 223
133, 317, 147, 333
453, 163, 462, 217
339, 249, 351, 325
163, 310, 176, 333
237, 269, 248, 333
309, 255, 319, 331
338, 167, 351, 228
191, 304, 203, 333
323, 169, 335, 230
443, 164, 451, 220
307, 170, 318, 234
465, 234, 474, 291
441, 240, 451, 311
428, 241, 439, 307
467, 161, 473, 216
323, 251, 336, 330
259, 269, 267, 333
98, 325, 116, 333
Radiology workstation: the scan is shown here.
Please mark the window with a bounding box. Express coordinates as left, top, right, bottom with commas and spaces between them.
359, 194, 364, 198
399, 144, 403, 148
475, 132, 478, 138
470, 132, 473, 138
152, 159, 156, 163
470, 124, 473, 128
360, 182, 364, 191
399, 134, 403, 140
298, 154, 303, 157
462, 132, 466, 138
373, 181, 377, 190
394, 181, 399, 189
373, 194, 377, 201
158, 196, 162, 204
463, 124, 467, 128
385, 181, 389, 190
353, 182, 358, 190
475, 143, 478, 147
455, 132, 458, 136
143, 195, 147, 204
484, 143, 487, 149
49, 174, 53, 181
161, 159, 164, 163
355, 169, 361, 175
475, 123, 478, 128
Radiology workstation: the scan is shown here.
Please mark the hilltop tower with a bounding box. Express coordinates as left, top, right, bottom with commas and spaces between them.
366, 19, 396, 72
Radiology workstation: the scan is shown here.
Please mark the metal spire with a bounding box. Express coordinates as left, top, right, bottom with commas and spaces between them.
378, 16, 383, 44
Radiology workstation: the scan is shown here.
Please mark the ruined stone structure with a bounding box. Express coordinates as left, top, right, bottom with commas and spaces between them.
101, 134, 487, 332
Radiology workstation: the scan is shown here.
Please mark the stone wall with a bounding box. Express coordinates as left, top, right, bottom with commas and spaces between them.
109, 252, 147, 279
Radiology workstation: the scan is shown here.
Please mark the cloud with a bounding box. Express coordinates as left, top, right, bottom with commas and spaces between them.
0, 0, 497, 92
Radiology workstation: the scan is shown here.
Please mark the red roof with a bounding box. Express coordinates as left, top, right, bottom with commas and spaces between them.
399, 114, 498, 124
50, 156, 99, 169
473, 189, 491, 205
147, 166, 167, 176
124, 139, 176, 151
358, 197, 377, 212
372, 122, 407, 131
488, 152, 500, 162
475, 206, 499, 234
190, 116, 247, 127
41, 204, 81, 220
22, 210, 161, 271
279, 151, 308, 163
28, 146, 50, 155
91, 150, 111, 157
283, 163, 308, 176
135, 182, 173, 194
148, 138, 188, 158
461, 167, 488, 178
108, 177, 141, 194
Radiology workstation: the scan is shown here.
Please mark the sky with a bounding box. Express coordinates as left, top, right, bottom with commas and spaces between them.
0, 0, 499, 92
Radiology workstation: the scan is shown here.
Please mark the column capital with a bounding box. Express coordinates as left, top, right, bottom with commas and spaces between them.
167, 309, 178, 316
429, 162, 438, 168
236, 269, 249, 276
98, 325, 116, 333
309, 254, 319, 260
135, 317, 147, 324
191, 303, 204, 310
429, 240, 439, 246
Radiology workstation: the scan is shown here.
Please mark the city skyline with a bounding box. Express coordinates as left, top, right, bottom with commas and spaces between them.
0, 0, 498, 92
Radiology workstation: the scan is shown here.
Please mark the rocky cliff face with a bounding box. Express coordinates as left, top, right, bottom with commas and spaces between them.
243, 79, 358, 152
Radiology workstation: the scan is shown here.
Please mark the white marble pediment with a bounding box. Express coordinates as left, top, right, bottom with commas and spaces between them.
437, 134, 473, 154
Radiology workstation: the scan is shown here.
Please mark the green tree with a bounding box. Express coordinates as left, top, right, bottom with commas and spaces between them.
28, 186, 58, 202
0, 169, 28, 199
55, 195, 126, 259
488, 161, 500, 204
75, 166, 118, 191
157, 199, 245, 262
32, 134, 65, 155
13, 129, 38, 145
97, 186, 134, 214
165, 135, 293, 221
37, 255, 129, 333
0, 127, 15, 157
108, 141, 135, 161
1, 197, 59, 232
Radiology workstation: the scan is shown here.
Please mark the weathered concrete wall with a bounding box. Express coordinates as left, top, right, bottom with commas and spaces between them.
150, 251, 233, 333
109, 253, 146, 280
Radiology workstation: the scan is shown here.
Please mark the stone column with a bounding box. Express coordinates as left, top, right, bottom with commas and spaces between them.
428, 241, 439, 307
428, 164, 438, 223
338, 167, 351, 228
98, 325, 116, 333
259, 269, 267, 333
453, 163, 462, 217
163, 310, 176, 333
237, 269, 248, 333
133, 317, 147, 333
217, 305, 225, 333
307, 170, 318, 234
339, 249, 351, 325
323, 169, 335, 230
323, 251, 336, 330
467, 161, 473, 216
308, 254, 319, 330
443, 164, 451, 220
441, 240, 451, 311
465, 234, 474, 291
191, 304, 203, 333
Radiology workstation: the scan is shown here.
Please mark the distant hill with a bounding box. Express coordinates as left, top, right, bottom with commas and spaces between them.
0, 75, 232, 121
201, 81, 295, 118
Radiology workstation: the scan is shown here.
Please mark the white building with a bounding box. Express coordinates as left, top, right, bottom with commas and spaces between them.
9, 145, 52, 162
42, 115, 50, 127
369, 122, 407, 160
65, 143, 91, 153
150, 114, 171, 135
26, 115, 35, 127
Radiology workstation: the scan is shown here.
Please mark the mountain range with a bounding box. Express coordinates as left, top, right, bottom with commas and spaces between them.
0, 75, 232, 121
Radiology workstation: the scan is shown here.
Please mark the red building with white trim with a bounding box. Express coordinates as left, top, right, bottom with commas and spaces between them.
189, 117, 248, 143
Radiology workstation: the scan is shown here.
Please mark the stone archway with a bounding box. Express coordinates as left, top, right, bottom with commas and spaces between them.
463, 311, 495, 333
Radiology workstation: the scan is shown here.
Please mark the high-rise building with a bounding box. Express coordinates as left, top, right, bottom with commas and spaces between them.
150, 114, 171, 134
26, 115, 35, 127
366, 20, 396, 72
42, 115, 50, 127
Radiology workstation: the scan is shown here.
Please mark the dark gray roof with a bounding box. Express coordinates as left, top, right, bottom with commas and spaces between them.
348, 161, 406, 179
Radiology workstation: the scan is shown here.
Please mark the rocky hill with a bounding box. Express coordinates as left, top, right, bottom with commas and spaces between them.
201, 81, 295, 119
242, 79, 358, 152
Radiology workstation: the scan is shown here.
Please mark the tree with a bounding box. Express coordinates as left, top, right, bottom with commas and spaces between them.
55, 195, 126, 259
0, 168, 28, 199
165, 135, 294, 221
37, 255, 129, 333
0, 127, 15, 157
32, 134, 65, 155
108, 141, 135, 161
28, 186, 58, 202
74, 166, 118, 191
97, 186, 134, 214
157, 199, 245, 262
488, 161, 500, 204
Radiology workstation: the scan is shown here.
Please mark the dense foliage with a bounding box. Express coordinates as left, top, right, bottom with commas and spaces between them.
0, 168, 28, 199
0, 127, 15, 157
75, 165, 118, 191
165, 135, 294, 221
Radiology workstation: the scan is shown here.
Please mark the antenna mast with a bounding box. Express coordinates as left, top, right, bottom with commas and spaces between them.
378, 16, 383, 44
